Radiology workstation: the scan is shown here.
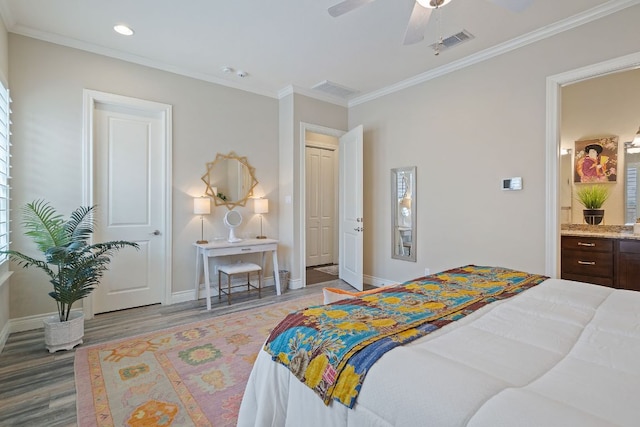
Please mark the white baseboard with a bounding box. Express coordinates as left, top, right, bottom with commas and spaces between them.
171, 289, 197, 304
290, 273, 397, 290
288, 277, 303, 290
9, 308, 83, 334
364, 274, 398, 287
4, 276, 281, 347
171, 277, 275, 305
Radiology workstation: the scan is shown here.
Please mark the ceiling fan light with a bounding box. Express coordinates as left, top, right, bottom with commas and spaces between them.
416, 0, 453, 9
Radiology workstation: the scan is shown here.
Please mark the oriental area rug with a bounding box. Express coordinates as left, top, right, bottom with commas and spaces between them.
74, 294, 322, 427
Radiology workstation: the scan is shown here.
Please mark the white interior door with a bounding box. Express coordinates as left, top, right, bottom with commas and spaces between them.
339, 125, 364, 290
91, 98, 168, 314
306, 146, 336, 266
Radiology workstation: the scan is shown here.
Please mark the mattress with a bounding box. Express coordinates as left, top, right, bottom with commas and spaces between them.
237, 278, 640, 426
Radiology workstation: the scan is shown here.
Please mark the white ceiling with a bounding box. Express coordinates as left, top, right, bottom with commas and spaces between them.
0, 0, 633, 105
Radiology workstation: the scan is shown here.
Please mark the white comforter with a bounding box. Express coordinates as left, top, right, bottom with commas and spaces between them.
237, 279, 640, 426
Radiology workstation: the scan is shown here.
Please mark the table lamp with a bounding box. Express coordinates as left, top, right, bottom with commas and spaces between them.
193, 196, 211, 244
254, 198, 268, 239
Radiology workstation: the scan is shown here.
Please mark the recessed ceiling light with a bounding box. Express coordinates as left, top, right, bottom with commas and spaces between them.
113, 24, 134, 36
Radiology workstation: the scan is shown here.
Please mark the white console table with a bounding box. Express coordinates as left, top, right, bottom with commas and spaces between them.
194, 238, 280, 310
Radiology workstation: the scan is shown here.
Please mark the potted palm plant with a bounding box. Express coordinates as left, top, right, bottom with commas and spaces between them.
575, 185, 610, 225
3, 200, 138, 352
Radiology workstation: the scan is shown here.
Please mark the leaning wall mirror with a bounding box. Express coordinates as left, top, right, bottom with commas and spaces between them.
391, 166, 416, 262
201, 152, 259, 210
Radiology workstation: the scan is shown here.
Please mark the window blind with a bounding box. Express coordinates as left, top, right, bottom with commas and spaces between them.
0, 81, 10, 263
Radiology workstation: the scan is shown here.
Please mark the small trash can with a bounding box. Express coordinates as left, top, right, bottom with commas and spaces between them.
278, 270, 289, 292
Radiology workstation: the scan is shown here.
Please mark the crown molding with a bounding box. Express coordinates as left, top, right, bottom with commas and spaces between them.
11, 23, 350, 106
3, 0, 638, 108
348, 0, 640, 107
278, 85, 348, 107
8, 23, 280, 100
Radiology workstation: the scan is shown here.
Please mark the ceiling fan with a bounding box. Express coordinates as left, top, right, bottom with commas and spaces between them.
328, 0, 534, 45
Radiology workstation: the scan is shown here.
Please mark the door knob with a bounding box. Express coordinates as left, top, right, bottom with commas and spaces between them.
151, 230, 161, 236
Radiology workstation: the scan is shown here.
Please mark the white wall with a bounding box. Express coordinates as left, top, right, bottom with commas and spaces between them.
6, 5, 640, 323
561, 68, 640, 225
278, 93, 347, 287
8, 34, 279, 319
349, 5, 640, 284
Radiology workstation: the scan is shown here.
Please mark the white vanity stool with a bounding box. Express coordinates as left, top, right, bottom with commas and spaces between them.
218, 262, 262, 305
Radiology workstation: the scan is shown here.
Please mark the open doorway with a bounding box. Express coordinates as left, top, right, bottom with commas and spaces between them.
546, 52, 640, 277
305, 131, 339, 285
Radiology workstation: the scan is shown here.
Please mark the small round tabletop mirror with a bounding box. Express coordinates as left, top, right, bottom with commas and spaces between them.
224, 210, 243, 243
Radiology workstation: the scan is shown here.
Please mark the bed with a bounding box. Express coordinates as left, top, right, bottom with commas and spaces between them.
237, 266, 640, 427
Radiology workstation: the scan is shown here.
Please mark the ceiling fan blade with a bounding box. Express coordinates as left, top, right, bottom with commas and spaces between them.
487, 0, 534, 13
328, 0, 376, 17
403, 2, 433, 45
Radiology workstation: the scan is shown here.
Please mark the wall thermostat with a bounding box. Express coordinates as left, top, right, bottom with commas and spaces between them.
502, 177, 522, 191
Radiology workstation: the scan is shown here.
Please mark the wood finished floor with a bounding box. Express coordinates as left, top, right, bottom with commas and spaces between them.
0, 279, 356, 427
306, 264, 338, 285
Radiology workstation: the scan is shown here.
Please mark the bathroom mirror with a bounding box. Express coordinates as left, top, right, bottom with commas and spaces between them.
224, 210, 243, 243
201, 152, 258, 210
392, 166, 416, 262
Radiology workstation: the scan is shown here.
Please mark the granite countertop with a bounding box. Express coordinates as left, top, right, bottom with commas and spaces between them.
561, 224, 640, 240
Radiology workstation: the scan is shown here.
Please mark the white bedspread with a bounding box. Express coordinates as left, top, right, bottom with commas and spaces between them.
237, 279, 640, 426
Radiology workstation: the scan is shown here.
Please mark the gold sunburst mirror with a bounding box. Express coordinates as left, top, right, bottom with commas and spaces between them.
201, 152, 258, 210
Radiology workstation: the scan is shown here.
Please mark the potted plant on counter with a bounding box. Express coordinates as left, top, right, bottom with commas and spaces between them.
3, 200, 138, 352
575, 185, 610, 225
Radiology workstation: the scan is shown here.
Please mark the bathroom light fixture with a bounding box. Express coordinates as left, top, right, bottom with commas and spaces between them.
113, 24, 134, 36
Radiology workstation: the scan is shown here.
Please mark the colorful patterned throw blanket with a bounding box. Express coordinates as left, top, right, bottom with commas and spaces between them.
264, 265, 548, 408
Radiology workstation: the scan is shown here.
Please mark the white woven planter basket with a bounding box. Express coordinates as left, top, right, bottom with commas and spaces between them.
43, 311, 84, 353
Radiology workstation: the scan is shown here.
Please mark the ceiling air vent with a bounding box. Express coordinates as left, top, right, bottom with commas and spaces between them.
311, 80, 359, 99
429, 30, 475, 53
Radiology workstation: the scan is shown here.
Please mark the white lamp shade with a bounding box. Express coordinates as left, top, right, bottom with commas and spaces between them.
193, 197, 211, 215
254, 198, 268, 214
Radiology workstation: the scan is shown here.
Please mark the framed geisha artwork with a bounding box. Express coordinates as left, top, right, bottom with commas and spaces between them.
574, 137, 618, 183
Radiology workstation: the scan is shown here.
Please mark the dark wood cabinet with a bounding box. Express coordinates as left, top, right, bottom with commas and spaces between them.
561, 235, 640, 291
618, 240, 640, 292
561, 236, 614, 287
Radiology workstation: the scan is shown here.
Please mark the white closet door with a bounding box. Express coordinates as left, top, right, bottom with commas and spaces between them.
306, 146, 336, 266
